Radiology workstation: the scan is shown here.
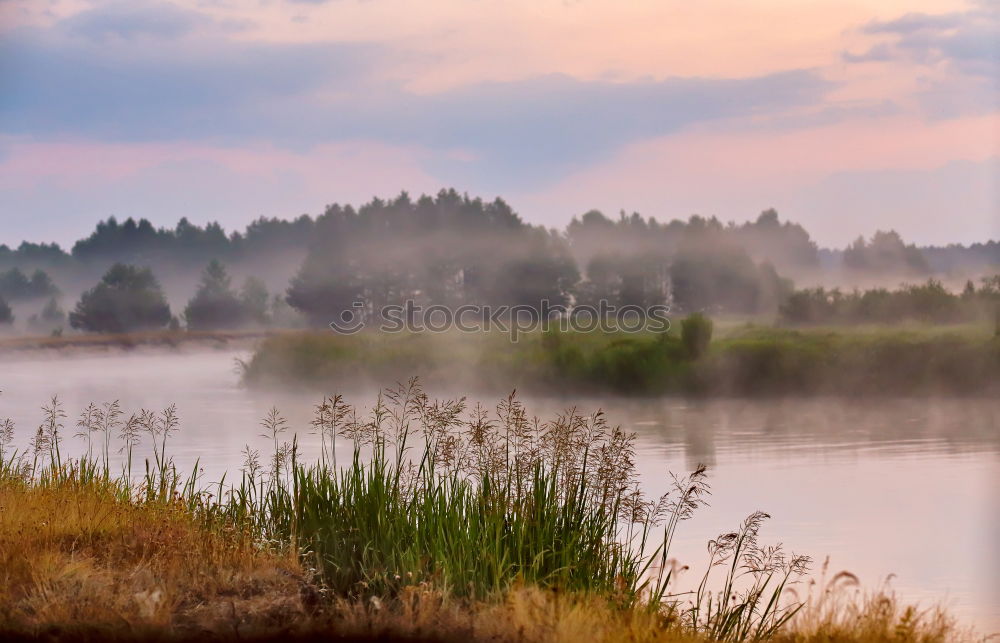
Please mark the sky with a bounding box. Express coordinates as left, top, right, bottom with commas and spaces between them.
0, 0, 997, 249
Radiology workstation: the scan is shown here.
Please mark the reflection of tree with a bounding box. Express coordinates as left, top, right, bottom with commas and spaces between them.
681, 408, 718, 471
598, 398, 999, 468
606, 399, 721, 471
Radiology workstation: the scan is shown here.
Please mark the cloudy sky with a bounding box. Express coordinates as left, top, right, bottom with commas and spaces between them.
0, 0, 997, 248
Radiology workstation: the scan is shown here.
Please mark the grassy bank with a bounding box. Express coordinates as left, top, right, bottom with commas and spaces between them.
241, 323, 1000, 396
0, 385, 974, 641
0, 328, 279, 355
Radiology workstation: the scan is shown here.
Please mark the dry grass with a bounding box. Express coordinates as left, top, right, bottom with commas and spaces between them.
0, 477, 308, 640
336, 586, 974, 643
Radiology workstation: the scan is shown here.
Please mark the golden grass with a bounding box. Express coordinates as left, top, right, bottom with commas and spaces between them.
0, 477, 307, 639
295, 584, 974, 643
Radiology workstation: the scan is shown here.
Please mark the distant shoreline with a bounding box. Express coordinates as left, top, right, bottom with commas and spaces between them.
241, 325, 1000, 398
0, 328, 283, 356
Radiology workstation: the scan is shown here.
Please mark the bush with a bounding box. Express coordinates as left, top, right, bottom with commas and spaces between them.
681, 312, 713, 359
69, 264, 171, 333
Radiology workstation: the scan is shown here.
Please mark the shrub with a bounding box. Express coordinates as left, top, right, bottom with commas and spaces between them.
681, 312, 713, 359
69, 263, 171, 333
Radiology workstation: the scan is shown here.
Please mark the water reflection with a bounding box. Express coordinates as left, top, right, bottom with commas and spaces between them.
559, 396, 1000, 465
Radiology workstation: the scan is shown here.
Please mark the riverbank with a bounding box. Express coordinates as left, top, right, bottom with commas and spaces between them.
0, 329, 280, 356
241, 324, 1000, 397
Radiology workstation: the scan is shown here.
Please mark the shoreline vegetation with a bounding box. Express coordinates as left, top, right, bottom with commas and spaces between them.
0, 328, 279, 355
0, 382, 975, 642
241, 321, 1000, 397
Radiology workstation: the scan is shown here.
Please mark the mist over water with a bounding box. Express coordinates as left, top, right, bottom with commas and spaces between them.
2, 347, 998, 632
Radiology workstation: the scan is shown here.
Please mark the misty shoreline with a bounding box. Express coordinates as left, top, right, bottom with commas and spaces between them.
239, 326, 1000, 399
0, 329, 277, 357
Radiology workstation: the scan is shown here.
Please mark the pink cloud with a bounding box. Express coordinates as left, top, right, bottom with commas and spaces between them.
512, 112, 998, 245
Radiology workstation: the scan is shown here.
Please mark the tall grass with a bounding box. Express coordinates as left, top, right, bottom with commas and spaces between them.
249, 381, 705, 602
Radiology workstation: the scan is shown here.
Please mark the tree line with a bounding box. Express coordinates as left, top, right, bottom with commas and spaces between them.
1, 189, 997, 333
3, 189, 995, 277
780, 277, 1000, 326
